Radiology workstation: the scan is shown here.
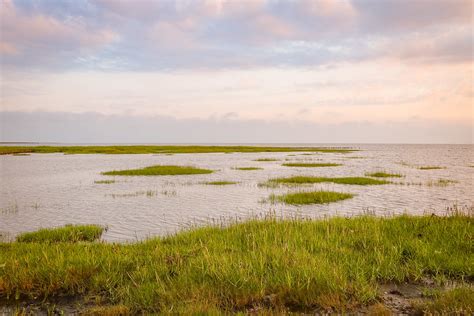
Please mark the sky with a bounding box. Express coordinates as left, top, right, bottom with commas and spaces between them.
0, 0, 473, 143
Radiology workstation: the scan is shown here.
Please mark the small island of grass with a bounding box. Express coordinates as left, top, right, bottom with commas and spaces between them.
233, 167, 263, 171
266, 176, 389, 186
418, 166, 445, 170
102, 165, 213, 176
282, 163, 342, 167
204, 181, 238, 185
253, 158, 279, 162
269, 190, 354, 205
366, 172, 403, 178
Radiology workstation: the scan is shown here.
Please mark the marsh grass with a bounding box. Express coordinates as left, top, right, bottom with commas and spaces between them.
253, 158, 279, 162
411, 287, 473, 314
266, 176, 390, 186
0, 145, 354, 155
107, 190, 160, 198
233, 167, 263, 171
102, 165, 213, 176
365, 172, 403, 178
426, 179, 458, 187
94, 180, 116, 184
15, 225, 104, 243
269, 190, 354, 205
282, 163, 342, 167
2, 212, 472, 313
418, 166, 445, 170
204, 181, 238, 185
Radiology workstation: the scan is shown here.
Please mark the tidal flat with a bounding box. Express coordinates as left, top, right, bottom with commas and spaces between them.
0, 144, 473, 314
1, 144, 472, 242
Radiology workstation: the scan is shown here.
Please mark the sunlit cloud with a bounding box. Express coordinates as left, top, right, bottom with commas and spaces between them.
0, 0, 472, 143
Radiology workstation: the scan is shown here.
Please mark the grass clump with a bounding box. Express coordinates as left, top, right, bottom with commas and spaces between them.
204, 181, 238, 185
233, 167, 262, 171
253, 158, 279, 162
15, 225, 104, 243
267, 176, 390, 186
269, 190, 354, 205
94, 180, 115, 184
282, 163, 341, 167
1, 213, 472, 313
412, 287, 474, 314
102, 165, 213, 176
0, 145, 354, 155
366, 172, 403, 178
418, 166, 445, 170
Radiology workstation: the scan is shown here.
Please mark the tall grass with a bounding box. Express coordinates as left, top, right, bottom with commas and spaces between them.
102, 165, 213, 176
0, 145, 354, 155
15, 225, 104, 243
1, 213, 472, 313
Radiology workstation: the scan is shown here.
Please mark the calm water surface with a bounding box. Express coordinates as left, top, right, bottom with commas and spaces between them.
1, 144, 472, 242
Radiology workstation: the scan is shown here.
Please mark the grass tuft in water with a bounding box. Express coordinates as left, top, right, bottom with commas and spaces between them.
233, 167, 263, 171
15, 225, 104, 243
269, 190, 354, 205
418, 166, 445, 170
204, 181, 238, 185
426, 179, 458, 187
94, 180, 115, 184
365, 172, 403, 178
282, 163, 341, 167
266, 176, 390, 186
102, 165, 213, 176
253, 158, 279, 162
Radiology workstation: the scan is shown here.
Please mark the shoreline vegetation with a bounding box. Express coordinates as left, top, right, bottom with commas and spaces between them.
0, 145, 355, 155
102, 165, 213, 176
0, 211, 472, 314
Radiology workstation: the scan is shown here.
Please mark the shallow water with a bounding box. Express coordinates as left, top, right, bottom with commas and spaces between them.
1, 144, 472, 242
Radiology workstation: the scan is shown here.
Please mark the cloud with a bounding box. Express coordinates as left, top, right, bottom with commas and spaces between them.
1, 0, 118, 68
1, 0, 471, 71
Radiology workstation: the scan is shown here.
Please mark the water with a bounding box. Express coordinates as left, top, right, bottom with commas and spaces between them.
1, 144, 472, 242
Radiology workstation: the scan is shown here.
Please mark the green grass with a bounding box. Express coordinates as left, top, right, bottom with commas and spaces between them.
266, 176, 390, 186
102, 165, 213, 176
282, 163, 342, 167
269, 190, 354, 205
418, 166, 445, 170
233, 167, 263, 171
0, 145, 354, 155
11, 153, 30, 156
15, 225, 104, 243
94, 180, 116, 184
204, 181, 238, 185
1, 213, 472, 313
253, 158, 279, 162
365, 172, 403, 178
412, 287, 474, 314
